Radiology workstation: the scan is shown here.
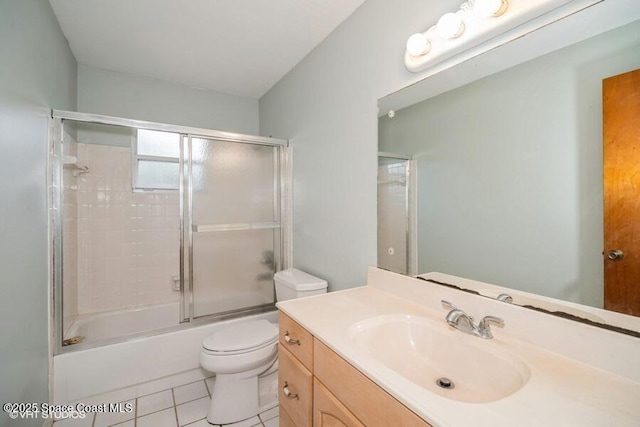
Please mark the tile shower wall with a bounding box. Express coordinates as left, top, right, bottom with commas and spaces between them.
75, 143, 180, 314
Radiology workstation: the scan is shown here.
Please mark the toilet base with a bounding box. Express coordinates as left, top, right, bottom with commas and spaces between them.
207, 362, 278, 425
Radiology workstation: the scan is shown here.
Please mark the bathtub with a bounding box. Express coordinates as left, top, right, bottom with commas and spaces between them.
53, 309, 279, 405
65, 302, 181, 344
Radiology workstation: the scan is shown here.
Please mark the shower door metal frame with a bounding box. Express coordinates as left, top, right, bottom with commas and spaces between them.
50, 116, 65, 356
49, 110, 289, 354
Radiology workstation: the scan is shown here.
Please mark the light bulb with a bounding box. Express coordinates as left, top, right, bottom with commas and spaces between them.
406, 33, 430, 57
474, 0, 508, 18
437, 13, 465, 39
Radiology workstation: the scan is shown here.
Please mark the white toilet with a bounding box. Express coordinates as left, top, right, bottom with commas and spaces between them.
200, 268, 327, 425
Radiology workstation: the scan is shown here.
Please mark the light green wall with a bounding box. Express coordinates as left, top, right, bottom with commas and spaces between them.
78, 64, 260, 135
0, 0, 77, 425
259, 0, 462, 290
379, 21, 640, 306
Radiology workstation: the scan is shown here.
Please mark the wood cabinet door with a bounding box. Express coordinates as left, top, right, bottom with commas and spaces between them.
314, 379, 365, 427
314, 339, 431, 427
279, 406, 297, 427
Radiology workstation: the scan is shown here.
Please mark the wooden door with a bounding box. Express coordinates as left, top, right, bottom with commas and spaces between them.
603, 68, 640, 316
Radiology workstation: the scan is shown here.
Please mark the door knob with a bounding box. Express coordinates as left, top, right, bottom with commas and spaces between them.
607, 249, 624, 261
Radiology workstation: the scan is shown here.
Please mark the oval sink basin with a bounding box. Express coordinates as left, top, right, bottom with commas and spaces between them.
348, 314, 530, 403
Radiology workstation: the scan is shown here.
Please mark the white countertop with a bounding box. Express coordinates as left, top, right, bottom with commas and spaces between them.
277, 268, 640, 427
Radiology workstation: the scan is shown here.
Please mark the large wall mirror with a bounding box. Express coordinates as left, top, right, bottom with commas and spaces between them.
377, 1, 640, 335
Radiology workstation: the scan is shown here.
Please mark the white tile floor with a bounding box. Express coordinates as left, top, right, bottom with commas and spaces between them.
52, 378, 279, 427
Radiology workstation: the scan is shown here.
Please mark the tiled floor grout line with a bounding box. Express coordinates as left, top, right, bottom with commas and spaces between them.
176, 395, 209, 407
204, 377, 212, 397
54, 377, 277, 427
171, 387, 179, 427
182, 417, 209, 426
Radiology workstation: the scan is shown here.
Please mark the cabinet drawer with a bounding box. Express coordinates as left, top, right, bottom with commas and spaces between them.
279, 311, 314, 371
314, 378, 365, 427
314, 339, 432, 427
279, 344, 313, 427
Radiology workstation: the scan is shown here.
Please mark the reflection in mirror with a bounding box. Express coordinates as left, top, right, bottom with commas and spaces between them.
377, 153, 414, 276
378, 18, 640, 334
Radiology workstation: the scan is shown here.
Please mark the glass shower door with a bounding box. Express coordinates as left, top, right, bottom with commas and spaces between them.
187, 136, 281, 319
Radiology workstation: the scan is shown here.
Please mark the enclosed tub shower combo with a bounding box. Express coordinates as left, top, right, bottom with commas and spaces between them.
49, 110, 303, 411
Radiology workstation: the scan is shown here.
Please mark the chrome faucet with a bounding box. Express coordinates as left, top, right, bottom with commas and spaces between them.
441, 300, 504, 339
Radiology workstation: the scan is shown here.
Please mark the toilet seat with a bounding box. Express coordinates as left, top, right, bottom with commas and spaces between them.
202, 320, 278, 355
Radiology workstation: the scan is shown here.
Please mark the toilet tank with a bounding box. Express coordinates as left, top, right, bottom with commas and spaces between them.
274, 268, 328, 301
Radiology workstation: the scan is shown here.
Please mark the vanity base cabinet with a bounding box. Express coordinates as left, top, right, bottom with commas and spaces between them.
279, 405, 297, 427
314, 379, 364, 427
314, 339, 432, 427
278, 312, 432, 427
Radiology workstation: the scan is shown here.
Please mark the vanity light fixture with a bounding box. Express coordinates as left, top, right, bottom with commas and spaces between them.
437, 12, 465, 39
406, 33, 431, 57
405, 0, 508, 64
404, 0, 602, 74
404, 0, 625, 76
474, 0, 509, 18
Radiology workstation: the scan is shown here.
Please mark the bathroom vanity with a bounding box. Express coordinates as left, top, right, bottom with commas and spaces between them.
278, 312, 430, 427
276, 267, 640, 427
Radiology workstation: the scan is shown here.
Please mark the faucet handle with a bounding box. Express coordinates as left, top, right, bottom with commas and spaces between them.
441, 301, 472, 320
441, 300, 457, 310
479, 315, 504, 327
477, 315, 504, 339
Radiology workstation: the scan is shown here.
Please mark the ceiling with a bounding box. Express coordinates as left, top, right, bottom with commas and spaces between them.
49, 0, 366, 99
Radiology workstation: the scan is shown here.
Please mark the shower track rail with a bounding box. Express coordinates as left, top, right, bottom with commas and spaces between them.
51, 110, 287, 147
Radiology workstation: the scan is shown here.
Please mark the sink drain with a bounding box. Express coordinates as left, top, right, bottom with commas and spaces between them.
436, 377, 454, 389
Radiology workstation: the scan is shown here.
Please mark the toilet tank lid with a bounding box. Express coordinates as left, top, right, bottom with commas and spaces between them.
274, 268, 328, 291
202, 320, 277, 352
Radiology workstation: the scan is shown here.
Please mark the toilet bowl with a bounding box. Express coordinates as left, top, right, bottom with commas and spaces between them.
200, 269, 327, 425
200, 320, 278, 424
